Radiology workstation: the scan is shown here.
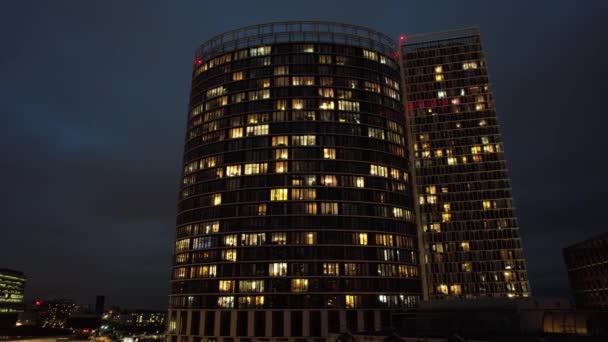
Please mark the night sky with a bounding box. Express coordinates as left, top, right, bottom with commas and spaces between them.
1, 0, 606, 310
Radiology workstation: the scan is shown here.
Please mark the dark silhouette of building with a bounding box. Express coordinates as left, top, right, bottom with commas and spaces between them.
168, 21, 420, 339
564, 232, 608, 311
399, 28, 530, 300
0, 269, 26, 331
95, 295, 105, 316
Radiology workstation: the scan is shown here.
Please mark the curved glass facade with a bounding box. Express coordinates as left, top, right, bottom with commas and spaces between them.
168, 22, 420, 340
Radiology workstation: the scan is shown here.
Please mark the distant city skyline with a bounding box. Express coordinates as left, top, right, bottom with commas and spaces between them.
1, 0, 606, 309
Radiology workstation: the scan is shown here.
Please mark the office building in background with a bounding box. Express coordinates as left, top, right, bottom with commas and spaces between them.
0, 269, 27, 330
400, 28, 530, 300
564, 232, 608, 311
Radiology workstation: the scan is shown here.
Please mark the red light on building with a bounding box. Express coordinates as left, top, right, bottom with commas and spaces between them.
83, 329, 90, 333
399, 35, 407, 41
194, 59, 203, 66
34, 300, 41, 306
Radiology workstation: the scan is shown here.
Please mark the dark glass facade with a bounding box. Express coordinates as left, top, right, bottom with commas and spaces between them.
564, 233, 608, 311
400, 29, 530, 299
168, 22, 420, 340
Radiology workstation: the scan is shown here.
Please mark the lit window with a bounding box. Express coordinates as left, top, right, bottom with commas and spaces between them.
222, 249, 237, 261
193, 265, 216, 278
345, 295, 360, 308
355, 177, 365, 188
269, 263, 287, 276
428, 223, 441, 232
356, 233, 368, 245
319, 88, 334, 97
323, 263, 340, 275
344, 263, 359, 276
174, 267, 187, 279
250, 46, 271, 56
305, 202, 317, 214
338, 100, 359, 112
368, 127, 385, 139
362, 49, 378, 61
246, 124, 269, 136
291, 188, 316, 200
291, 279, 308, 292
364, 81, 381, 93
437, 91, 447, 98
319, 101, 334, 109
275, 162, 288, 173
275, 149, 289, 160
292, 135, 316, 146
321, 175, 337, 186
447, 157, 457, 165
292, 99, 304, 109
272, 136, 289, 146
241, 233, 266, 246
219, 280, 235, 292
276, 99, 287, 110
229, 127, 243, 139
271, 232, 287, 245
206, 86, 226, 99
319, 55, 332, 64
257, 203, 267, 215
270, 188, 288, 201
239, 280, 264, 293
442, 213, 452, 222
244, 163, 268, 175
461, 242, 470, 252
462, 262, 472, 272
217, 296, 234, 308
375, 234, 394, 246
226, 165, 241, 177
323, 148, 336, 159
434, 66, 443, 73
462, 62, 478, 70
320, 202, 338, 215
223, 234, 238, 247
203, 221, 220, 234
212, 193, 222, 206
435, 74, 444, 82
238, 296, 264, 309
482, 200, 492, 210
437, 284, 448, 295
232, 71, 244, 81
337, 89, 352, 99
390, 168, 401, 179
305, 232, 316, 244
248, 89, 270, 101
370, 164, 388, 177
450, 284, 462, 295
258, 78, 271, 88
302, 44, 314, 53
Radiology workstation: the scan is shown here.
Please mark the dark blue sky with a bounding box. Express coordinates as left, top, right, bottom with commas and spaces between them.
0, 0, 606, 309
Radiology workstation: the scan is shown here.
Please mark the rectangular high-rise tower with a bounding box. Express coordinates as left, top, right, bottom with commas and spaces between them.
399, 28, 530, 300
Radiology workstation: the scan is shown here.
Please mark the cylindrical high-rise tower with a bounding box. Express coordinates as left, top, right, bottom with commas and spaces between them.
168, 21, 420, 340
